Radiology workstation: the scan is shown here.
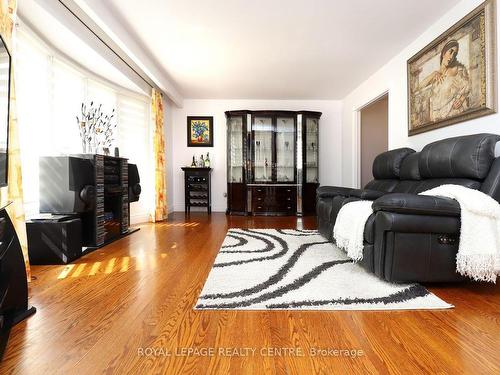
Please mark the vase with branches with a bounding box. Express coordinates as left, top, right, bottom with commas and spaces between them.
76, 101, 117, 154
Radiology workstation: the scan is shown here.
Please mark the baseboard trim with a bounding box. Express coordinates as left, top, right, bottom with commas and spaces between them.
173, 204, 227, 212
130, 213, 150, 225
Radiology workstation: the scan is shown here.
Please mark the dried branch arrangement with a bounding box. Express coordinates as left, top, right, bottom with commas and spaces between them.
76, 101, 117, 153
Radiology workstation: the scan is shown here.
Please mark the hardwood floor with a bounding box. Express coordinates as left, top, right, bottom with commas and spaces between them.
1, 212, 499, 374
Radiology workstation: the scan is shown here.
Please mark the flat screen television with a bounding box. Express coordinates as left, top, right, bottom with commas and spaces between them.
0, 33, 10, 187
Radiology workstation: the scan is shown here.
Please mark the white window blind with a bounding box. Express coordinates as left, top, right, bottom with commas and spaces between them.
52, 60, 86, 154
15, 27, 153, 223
117, 95, 153, 220
16, 31, 52, 217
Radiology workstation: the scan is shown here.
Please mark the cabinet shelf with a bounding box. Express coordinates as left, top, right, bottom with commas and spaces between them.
182, 167, 212, 214
190, 194, 208, 199
189, 202, 208, 207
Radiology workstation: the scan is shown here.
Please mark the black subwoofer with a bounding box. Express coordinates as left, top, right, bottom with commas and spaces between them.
26, 218, 82, 265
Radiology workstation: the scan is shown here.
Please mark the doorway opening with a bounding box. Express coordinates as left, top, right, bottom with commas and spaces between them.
359, 94, 388, 187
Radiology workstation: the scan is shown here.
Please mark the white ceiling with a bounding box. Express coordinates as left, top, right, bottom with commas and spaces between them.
83, 0, 460, 99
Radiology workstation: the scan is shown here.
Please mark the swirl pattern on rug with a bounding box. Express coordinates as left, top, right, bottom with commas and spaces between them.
195, 229, 452, 311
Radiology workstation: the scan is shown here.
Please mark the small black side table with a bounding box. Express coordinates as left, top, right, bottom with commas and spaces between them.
182, 167, 212, 214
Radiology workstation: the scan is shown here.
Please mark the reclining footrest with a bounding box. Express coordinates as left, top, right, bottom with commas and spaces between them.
374, 212, 464, 283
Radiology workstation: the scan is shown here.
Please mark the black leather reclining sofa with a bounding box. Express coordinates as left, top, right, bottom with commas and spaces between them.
316, 133, 500, 283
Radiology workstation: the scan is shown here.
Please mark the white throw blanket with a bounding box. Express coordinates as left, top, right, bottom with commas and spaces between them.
420, 185, 500, 283
333, 200, 374, 261
333, 185, 500, 283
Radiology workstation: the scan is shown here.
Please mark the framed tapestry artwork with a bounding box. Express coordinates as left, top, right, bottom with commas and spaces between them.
407, 0, 497, 135
187, 116, 213, 147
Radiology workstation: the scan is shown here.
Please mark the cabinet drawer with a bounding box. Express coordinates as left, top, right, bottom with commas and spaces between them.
251, 186, 273, 212
275, 186, 296, 201
252, 186, 268, 197
277, 186, 296, 195
252, 203, 270, 212
252, 202, 295, 214
275, 197, 296, 212
250, 186, 297, 214
276, 200, 296, 212
250, 186, 272, 199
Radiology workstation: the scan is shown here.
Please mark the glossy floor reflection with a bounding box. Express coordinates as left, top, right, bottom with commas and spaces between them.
0, 213, 498, 374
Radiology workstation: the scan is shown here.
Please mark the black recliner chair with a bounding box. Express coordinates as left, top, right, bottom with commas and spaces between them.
317, 133, 500, 283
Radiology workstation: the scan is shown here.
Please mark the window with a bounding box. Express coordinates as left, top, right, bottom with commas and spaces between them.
15, 27, 153, 223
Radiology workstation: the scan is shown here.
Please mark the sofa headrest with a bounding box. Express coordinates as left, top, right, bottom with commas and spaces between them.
372, 148, 415, 179
419, 133, 500, 180
399, 152, 421, 180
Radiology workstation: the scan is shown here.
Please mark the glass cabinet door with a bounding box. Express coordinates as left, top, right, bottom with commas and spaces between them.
252, 116, 273, 183
276, 117, 295, 182
305, 117, 319, 183
228, 116, 244, 183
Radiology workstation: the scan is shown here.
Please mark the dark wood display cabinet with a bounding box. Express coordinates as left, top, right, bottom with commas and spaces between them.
226, 110, 321, 216
182, 167, 212, 214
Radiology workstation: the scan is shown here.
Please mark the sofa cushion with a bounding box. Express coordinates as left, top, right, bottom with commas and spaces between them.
399, 152, 421, 180
414, 178, 481, 193
346, 189, 363, 198
393, 178, 481, 194
393, 180, 420, 194
360, 189, 387, 200
372, 193, 461, 216
481, 158, 500, 202
419, 133, 500, 180
317, 186, 357, 198
364, 179, 399, 192
372, 148, 415, 179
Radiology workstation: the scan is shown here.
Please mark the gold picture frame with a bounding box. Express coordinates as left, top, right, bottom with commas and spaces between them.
407, 0, 497, 135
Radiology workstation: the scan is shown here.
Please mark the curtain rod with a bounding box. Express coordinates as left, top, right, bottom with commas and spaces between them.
57, 0, 154, 91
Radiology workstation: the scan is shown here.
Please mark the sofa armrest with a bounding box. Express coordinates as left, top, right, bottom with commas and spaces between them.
372, 193, 460, 217
317, 186, 359, 198
360, 189, 387, 200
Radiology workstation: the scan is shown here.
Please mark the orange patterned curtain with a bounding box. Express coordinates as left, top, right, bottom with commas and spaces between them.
0, 0, 30, 279
151, 88, 167, 222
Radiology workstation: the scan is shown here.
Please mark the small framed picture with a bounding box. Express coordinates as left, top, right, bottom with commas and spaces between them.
187, 116, 213, 147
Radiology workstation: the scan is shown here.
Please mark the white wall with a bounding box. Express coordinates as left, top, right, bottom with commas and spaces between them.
171, 99, 342, 212
341, 0, 500, 188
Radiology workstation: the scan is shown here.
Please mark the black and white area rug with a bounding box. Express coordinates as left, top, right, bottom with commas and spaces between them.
195, 229, 452, 310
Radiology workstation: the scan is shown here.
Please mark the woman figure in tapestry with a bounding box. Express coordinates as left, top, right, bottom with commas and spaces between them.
419, 39, 471, 121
